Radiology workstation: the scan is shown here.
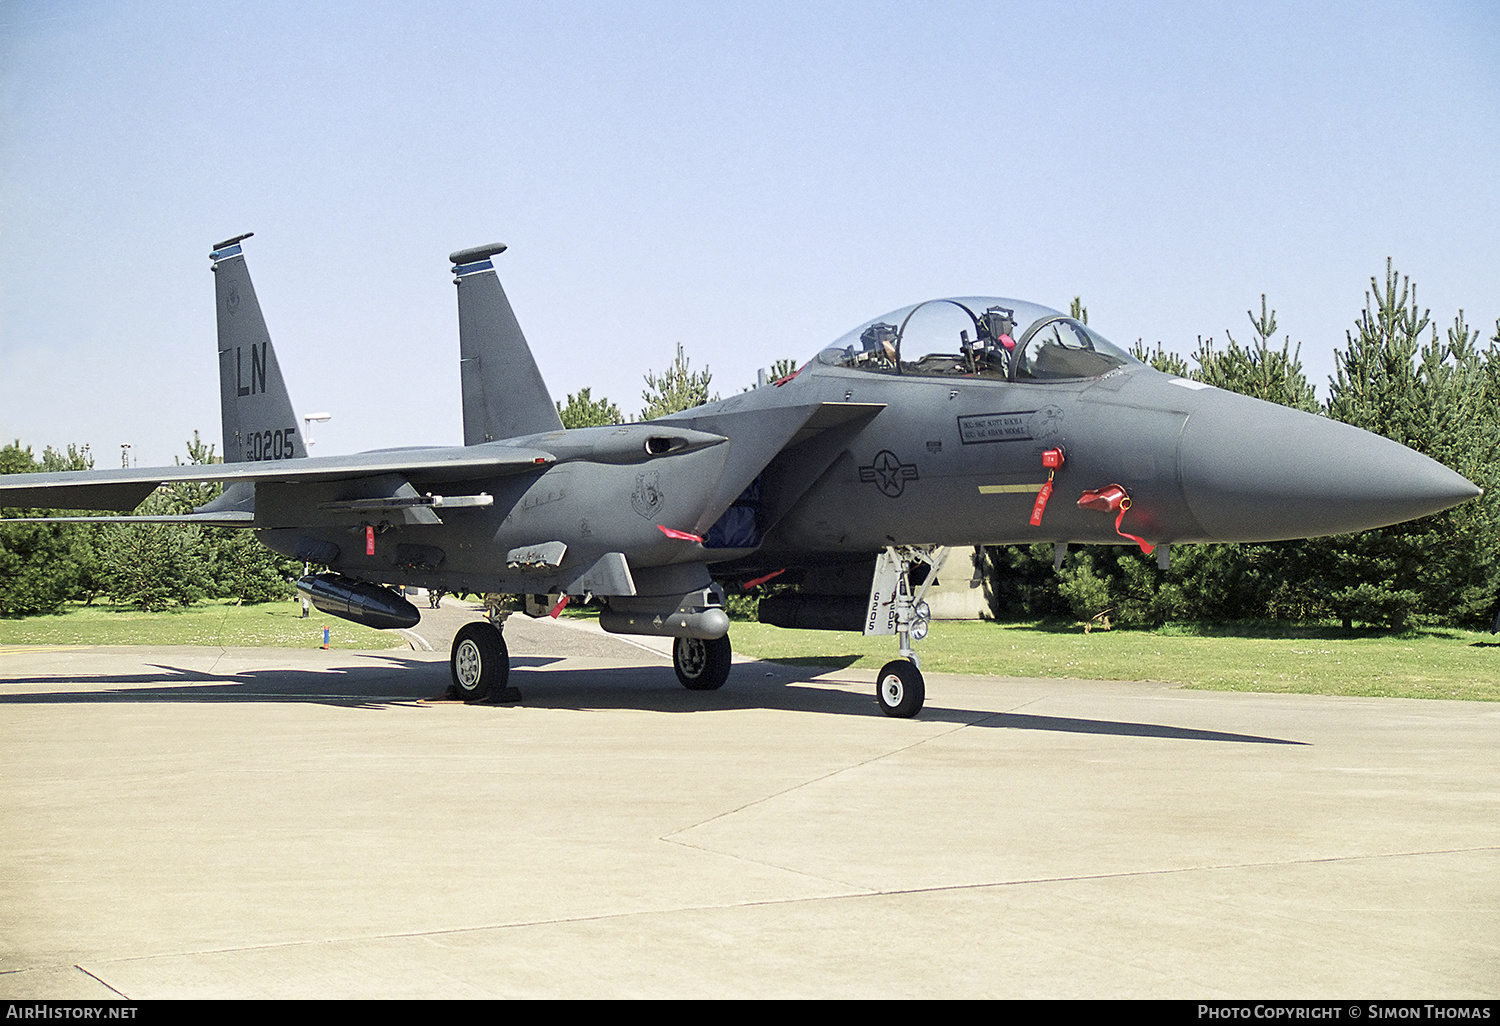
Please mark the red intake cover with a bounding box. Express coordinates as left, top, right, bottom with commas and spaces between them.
1077, 484, 1130, 512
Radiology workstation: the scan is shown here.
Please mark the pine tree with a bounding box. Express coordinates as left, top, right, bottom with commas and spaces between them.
556, 388, 623, 428
0, 441, 100, 616
1111, 299, 1325, 625
98, 434, 217, 610
160, 430, 221, 514
1193, 296, 1320, 413
641, 344, 717, 419
981, 543, 1071, 619
1327, 260, 1429, 441
212, 528, 297, 604
96, 433, 299, 608
1314, 261, 1499, 628
765, 358, 800, 382
1130, 340, 1190, 377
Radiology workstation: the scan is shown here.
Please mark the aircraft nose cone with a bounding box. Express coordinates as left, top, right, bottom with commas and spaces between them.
1178, 391, 1481, 542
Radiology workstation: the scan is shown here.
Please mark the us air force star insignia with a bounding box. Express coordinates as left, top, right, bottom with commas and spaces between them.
859, 450, 919, 498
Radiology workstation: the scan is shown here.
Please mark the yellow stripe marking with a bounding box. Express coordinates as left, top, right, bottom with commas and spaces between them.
978, 483, 1046, 494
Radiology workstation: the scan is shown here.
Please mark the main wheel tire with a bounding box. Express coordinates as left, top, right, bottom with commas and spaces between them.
451, 621, 509, 703
673, 635, 732, 690
876, 659, 924, 718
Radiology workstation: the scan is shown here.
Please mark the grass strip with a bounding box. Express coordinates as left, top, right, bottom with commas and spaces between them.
726, 620, 1500, 702
0, 599, 400, 650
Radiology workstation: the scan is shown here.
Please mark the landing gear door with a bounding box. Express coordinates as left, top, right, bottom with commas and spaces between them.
864, 549, 902, 636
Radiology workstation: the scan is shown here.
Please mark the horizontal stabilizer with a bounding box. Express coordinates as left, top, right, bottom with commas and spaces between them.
0, 511, 255, 527
0, 444, 555, 513
0, 480, 162, 513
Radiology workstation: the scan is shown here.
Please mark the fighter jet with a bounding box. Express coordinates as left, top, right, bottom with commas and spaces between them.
0, 236, 1481, 717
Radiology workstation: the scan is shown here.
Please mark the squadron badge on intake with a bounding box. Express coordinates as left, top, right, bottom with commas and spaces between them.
631, 470, 663, 518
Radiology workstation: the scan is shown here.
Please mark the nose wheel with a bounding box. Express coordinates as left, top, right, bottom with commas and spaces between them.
876, 659, 925, 718
450, 620, 520, 703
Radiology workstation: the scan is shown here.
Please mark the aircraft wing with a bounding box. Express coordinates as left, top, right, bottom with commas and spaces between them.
662, 399, 886, 535
0, 443, 557, 513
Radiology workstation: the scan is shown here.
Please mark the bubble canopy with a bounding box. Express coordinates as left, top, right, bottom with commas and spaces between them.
815, 297, 1141, 382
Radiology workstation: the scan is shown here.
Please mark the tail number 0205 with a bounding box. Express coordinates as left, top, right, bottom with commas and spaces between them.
249, 427, 296, 461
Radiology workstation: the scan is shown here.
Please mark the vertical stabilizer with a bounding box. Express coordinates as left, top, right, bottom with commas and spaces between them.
210, 235, 308, 463
450, 244, 563, 444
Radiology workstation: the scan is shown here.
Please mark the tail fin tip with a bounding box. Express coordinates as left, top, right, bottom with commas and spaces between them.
210, 233, 255, 260
450, 242, 507, 266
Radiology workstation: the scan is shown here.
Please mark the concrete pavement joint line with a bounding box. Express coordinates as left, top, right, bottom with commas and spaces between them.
610, 634, 672, 658
17, 691, 430, 703
75, 965, 127, 998
534, 612, 672, 659
204, 604, 242, 677
983, 693, 1055, 718
397, 628, 433, 651
43, 844, 1499, 978
205, 601, 237, 673
655, 836, 879, 894
660, 715, 986, 841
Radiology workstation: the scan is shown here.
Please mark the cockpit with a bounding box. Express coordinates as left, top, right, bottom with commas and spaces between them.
815, 297, 1140, 382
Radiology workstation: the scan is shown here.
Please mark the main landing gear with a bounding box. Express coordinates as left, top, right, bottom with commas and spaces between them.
447, 606, 733, 702
449, 618, 521, 703
672, 635, 732, 690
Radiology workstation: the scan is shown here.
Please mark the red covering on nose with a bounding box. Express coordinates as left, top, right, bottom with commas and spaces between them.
1078, 484, 1129, 512
1077, 485, 1155, 555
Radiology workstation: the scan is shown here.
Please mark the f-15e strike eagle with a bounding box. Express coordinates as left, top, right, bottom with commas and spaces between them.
0, 235, 1481, 716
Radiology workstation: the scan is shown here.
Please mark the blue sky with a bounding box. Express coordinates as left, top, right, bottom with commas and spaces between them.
2, 1, 1496, 465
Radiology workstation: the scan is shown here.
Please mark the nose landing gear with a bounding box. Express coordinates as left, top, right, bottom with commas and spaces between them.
866, 545, 946, 718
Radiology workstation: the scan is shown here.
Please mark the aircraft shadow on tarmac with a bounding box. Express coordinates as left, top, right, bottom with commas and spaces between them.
0, 655, 1305, 745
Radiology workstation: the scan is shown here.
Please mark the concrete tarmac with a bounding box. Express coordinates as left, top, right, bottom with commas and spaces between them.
1, 609, 1496, 998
